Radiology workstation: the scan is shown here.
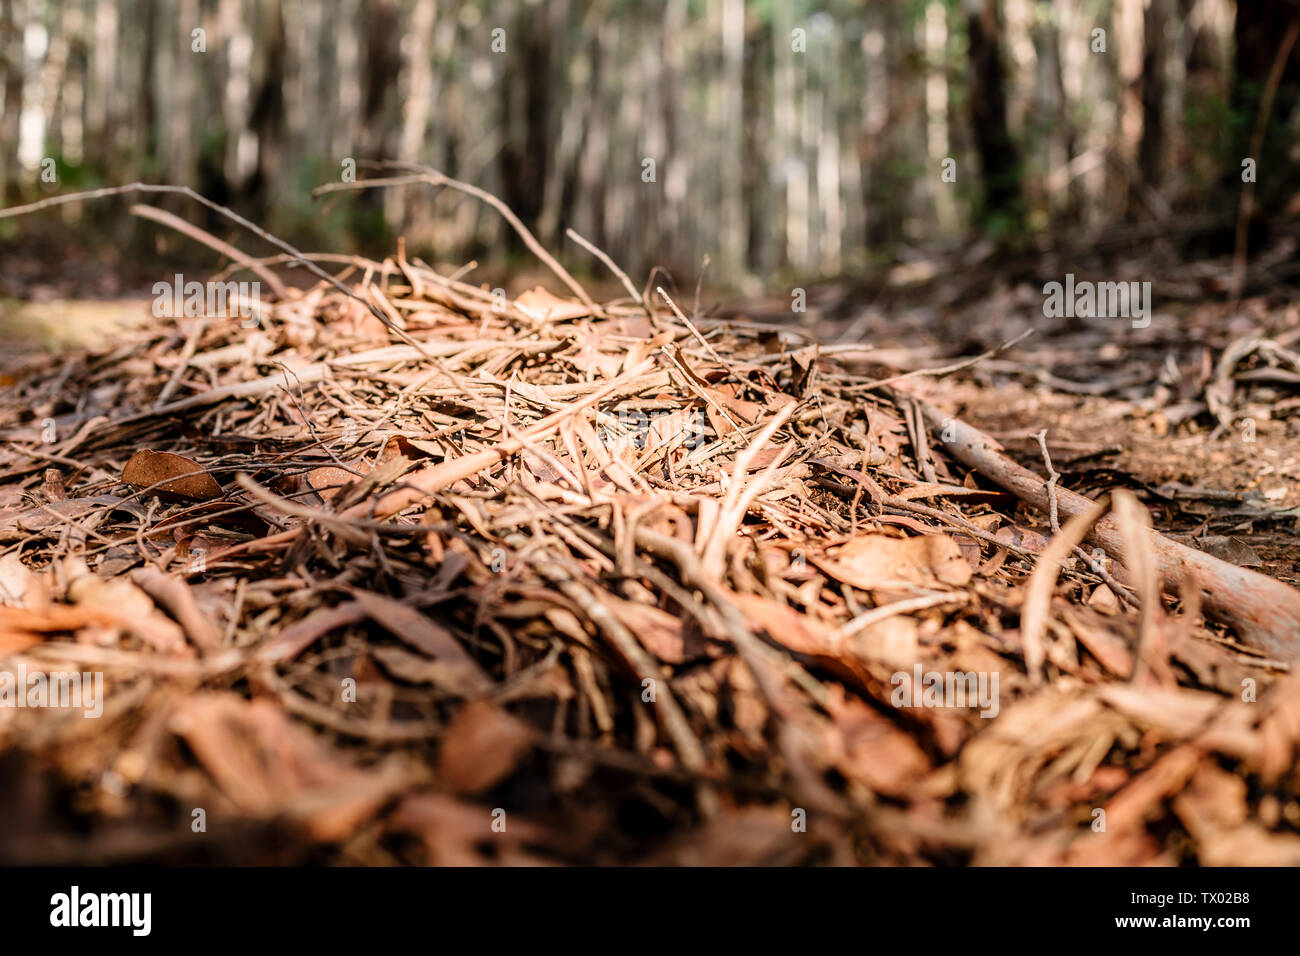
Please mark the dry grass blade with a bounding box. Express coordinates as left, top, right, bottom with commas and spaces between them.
1021, 497, 1110, 684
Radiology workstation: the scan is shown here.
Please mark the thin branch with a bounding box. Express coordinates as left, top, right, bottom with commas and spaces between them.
313, 165, 598, 312
566, 227, 642, 303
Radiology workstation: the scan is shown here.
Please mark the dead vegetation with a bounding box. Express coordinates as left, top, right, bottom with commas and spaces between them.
1, 179, 1300, 866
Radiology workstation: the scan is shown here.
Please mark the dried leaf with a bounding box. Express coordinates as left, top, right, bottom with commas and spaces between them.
353, 590, 491, 695
122, 449, 222, 501
438, 700, 534, 794
812, 533, 973, 591
515, 286, 591, 322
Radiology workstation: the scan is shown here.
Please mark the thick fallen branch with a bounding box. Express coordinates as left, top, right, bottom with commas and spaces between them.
915, 397, 1300, 659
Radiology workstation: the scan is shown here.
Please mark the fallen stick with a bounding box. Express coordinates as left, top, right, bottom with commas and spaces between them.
129, 204, 290, 298
914, 397, 1300, 659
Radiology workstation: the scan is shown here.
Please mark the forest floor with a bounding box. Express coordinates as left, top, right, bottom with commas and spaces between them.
1, 210, 1299, 865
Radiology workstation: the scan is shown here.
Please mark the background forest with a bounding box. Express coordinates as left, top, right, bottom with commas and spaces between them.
1, 0, 1297, 292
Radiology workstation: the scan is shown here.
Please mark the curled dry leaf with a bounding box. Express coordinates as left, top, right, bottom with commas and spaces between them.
515, 286, 591, 322
122, 449, 223, 501
372, 644, 485, 691
0, 496, 128, 540
0, 553, 34, 607
640, 807, 813, 866
812, 533, 973, 591
256, 602, 365, 664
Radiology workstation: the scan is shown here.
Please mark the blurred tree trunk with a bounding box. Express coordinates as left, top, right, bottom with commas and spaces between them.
774, 0, 798, 263
361, 0, 399, 160
660, 0, 684, 256
137, 0, 158, 179
0, 0, 23, 201
1137, 0, 1168, 210
743, 11, 768, 270
575, 22, 612, 253
499, 1, 550, 255
356, 0, 399, 232
926, 1, 956, 232
719, 0, 745, 276
559, 9, 602, 237
966, 0, 1023, 232
1032, 0, 1078, 223
246, 0, 287, 222
1232, 0, 1300, 210
815, 15, 841, 275
86, 0, 117, 170
398, 0, 436, 164
166, 0, 200, 188
862, 2, 904, 247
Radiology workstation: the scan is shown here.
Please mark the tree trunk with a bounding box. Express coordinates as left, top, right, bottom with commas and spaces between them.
1137, 0, 1168, 211
966, 0, 1023, 233
1232, 0, 1300, 212
0, 0, 23, 202
499, 2, 550, 254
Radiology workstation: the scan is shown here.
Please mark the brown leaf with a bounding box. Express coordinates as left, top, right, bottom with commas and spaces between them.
1061, 605, 1133, 677
1102, 743, 1204, 833
438, 700, 534, 794
699, 386, 763, 424
825, 689, 930, 796
515, 286, 590, 322
1, 496, 126, 538
68, 573, 189, 654
995, 524, 1049, 554
123, 450, 222, 501
0, 605, 114, 632
1198, 535, 1263, 568
130, 567, 222, 653
391, 791, 551, 864
0, 553, 44, 609
305, 465, 360, 501
353, 590, 491, 695
173, 693, 414, 840
257, 602, 365, 663
812, 533, 973, 591
603, 594, 706, 664
639, 808, 809, 865
0, 631, 40, 654
372, 644, 484, 690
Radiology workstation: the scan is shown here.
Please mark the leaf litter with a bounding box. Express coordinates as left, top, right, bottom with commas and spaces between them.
0, 176, 1299, 865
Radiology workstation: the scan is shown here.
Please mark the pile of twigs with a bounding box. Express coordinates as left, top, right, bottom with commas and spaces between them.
1, 176, 1299, 865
